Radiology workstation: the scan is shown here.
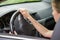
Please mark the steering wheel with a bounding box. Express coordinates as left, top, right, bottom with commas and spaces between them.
10, 10, 35, 36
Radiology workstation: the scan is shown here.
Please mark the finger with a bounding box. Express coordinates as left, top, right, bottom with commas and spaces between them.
9, 32, 12, 34
19, 8, 25, 13
14, 31, 17, 35
19, 8, 28, 14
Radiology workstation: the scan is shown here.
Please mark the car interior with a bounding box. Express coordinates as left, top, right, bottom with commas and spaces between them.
0, 0, 56, 40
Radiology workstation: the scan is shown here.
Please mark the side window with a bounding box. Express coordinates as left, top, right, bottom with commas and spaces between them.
0, 0, 41, 6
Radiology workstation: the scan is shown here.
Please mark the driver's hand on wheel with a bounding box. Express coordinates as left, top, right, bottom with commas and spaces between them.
19, 8, 31, 19
9, 31, 17, 35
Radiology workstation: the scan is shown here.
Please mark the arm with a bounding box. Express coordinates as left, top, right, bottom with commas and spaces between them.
20, 8, 53, 38
27, 15, 53, 38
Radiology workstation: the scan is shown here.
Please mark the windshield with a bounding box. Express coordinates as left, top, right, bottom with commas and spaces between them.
0, 0, 41, 6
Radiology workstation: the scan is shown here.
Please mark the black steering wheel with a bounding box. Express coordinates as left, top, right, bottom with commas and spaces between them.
10, 10, 35, 36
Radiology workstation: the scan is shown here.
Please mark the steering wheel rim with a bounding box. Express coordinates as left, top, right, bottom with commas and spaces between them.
10, 10, 20, 33
10, 10, 35, 35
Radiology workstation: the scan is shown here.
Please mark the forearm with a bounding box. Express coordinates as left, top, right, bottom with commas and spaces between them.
27, 15, 51, 37
19, 9, 53, 38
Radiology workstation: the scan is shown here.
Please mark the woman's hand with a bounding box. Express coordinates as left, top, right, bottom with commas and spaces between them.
19, 8, 31, 19
9, 31, 17, 35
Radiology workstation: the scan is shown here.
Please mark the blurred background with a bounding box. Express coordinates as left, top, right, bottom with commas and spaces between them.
0, 0, 41, 5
